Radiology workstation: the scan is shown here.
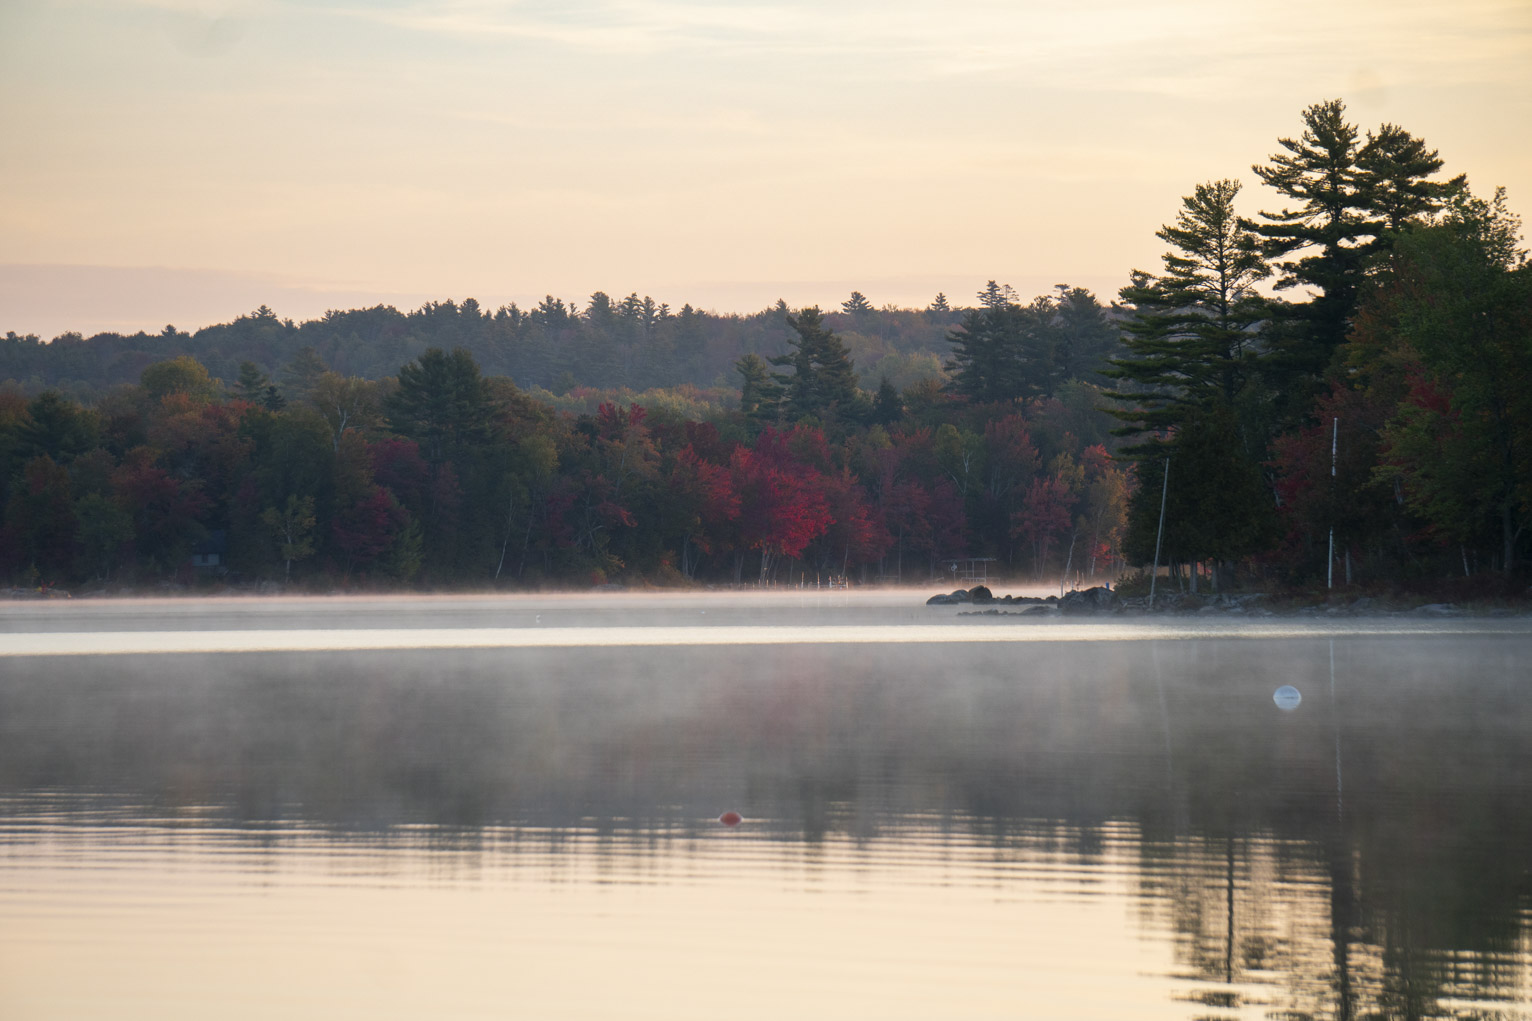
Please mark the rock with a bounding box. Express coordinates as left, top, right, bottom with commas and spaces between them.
1018, 603, 1060, 616
926, 593, 960, 605
1059, 586, 1117, 615
967, 585, 994, 604
1412, 603, 1459, 615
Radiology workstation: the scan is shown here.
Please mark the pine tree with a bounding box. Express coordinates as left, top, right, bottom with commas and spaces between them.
1359, 123, 1466, 234
1247, 100, 1463, 402
279, 347, 328, 403
872, 376, 903, 425
1106, 180, 1271, 452
736, 353, 781, 427
1248, 100, 1369, 374
770, 307, 860, 422
945, 281, 1046, 405
385, 348, 490, 465
841, 291, 873, 316
1047, 286, 1120, 393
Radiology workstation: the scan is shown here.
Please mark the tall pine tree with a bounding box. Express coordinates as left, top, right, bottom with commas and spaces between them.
1248, 99, 1463, 411
1107, 179, 1271, 452
769, 307, 860, 423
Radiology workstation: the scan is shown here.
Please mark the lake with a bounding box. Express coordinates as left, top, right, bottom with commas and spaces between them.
2, 593, 1529, 1019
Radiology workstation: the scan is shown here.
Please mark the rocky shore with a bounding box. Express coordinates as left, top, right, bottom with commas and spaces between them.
927, 584, 1528, 617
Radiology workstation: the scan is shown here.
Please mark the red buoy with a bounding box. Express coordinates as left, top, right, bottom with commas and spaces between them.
718, 811, 743, 827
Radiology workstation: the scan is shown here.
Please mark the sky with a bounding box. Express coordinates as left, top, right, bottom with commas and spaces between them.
2, 0, 1529, 339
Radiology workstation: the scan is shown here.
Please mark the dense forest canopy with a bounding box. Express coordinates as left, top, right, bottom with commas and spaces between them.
3, 100, 1528, 593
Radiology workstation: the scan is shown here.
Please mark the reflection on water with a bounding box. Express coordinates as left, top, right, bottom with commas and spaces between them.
1, 612, 1530, 1019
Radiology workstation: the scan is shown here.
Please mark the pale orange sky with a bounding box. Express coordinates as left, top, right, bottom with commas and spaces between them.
2, 0, 1529, 339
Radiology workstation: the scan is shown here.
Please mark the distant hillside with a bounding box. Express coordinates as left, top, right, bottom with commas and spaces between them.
0, 285, 1117, 401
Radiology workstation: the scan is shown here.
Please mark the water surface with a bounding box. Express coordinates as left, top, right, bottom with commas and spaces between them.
2, 595, 1528, 1019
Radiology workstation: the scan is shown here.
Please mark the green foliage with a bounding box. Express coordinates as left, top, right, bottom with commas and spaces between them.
261, 493, 317, 582
141, 356, 218, 404
1122, 405, 1277, 568
1, 103, 1519, 591
73, 491, 133, 581
1108, 179, 1272, 452
17, 391, 101, 465
841, 291, 873, 315
1248, 100, 1464, 408
770, 307, 861, 425
736, 353, 780, 427
1370, 188, 1531, 572
947, 282, 1117, 406
872, 377, 903, 426
236, 361, 287, 410
386, 348, 489, 465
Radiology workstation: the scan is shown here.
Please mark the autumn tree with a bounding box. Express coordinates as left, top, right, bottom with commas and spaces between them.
262, 493, 317, 582
141, 356, 218, 405
1370, 189, 1531, 574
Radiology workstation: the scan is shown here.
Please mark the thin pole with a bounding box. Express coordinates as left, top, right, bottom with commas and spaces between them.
1149, 457, 1169, 607
1327, 417, 1338, 589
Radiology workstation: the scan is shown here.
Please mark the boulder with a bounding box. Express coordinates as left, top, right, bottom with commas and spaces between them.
1058, 586, 1118, 615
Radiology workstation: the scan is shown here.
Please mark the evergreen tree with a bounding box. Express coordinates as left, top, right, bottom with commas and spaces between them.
842, 291, 873, 316
945, 281, 1045, 405
236, 361, 286, 410
1248, 100, 1462, 404
736, 353, 781, 428
1107, 180, 1272, 452
872, 376, 903, 426
1047, 286, 1120, 394
1359, 123, 1466, 235
279, 347, 328, 403
770, 307, 860, 423
1249, 99, 1368, 361
386, 348, 490, 466
1121, 405, 1277, 581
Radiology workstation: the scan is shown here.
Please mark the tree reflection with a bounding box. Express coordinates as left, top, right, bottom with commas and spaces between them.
1, 635, 1528, 1016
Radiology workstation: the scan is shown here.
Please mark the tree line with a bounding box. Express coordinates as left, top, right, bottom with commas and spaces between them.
0, 331, 1131, 589
1106, 99, 1529, 588
2, 99, 1527, 591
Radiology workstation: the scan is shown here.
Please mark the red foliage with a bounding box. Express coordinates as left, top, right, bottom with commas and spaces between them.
369, 437, 431, 514
111, 447, 209, 566
332, 485, 409, 568
730, 430, 832, 561
1012, 475, 1073, 546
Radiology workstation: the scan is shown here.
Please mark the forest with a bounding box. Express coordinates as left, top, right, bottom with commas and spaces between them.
2, 100, 1528, 593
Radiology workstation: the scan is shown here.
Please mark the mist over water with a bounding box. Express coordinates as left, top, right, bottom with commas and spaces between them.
2, 596, 1529, 1019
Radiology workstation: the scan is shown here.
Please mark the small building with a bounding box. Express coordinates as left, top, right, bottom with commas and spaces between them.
189, 530, 228, 571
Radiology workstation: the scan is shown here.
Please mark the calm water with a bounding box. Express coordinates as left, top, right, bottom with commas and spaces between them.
2, 595, 1530, 1019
